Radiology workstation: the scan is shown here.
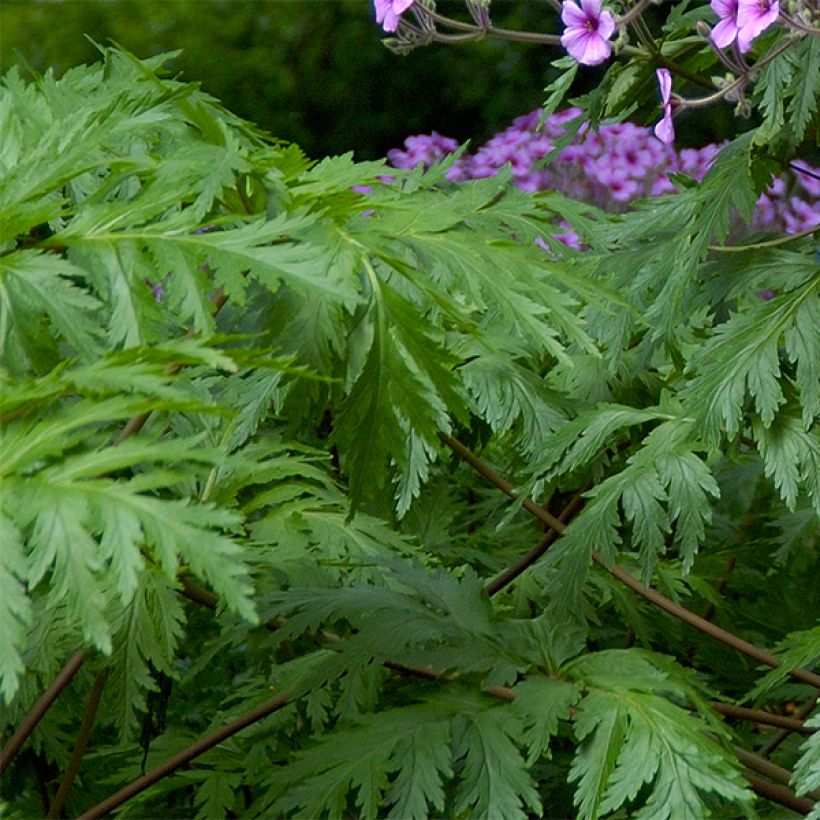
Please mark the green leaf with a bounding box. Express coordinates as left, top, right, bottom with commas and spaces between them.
0, 513, 31, 702
267, 703, 455, 820
512, 676, 582, 765
0, 251, 103, 371
753, 414, 820, 515
103, 567, 186, 738
568, 651, 752, 820
683, 282, 819, 446
785, 37, 820, 142
792, 708, 820, 800
541, 57, 579, 121
451, 700, 542, 819
748, 625, 820, 700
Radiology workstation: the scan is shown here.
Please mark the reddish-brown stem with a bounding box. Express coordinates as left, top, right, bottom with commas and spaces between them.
173, 578, 814, 817
486, 487, 588, 597
711, 702, 813, 734
441, 435, 820, 690
77, 691, 293, 819
736, 746, 820, 801
47, 671, 108, 818
742, 772, 814, 816
0, 649, 86, 775
762, 695, 820, 755
179, 577, 813, 739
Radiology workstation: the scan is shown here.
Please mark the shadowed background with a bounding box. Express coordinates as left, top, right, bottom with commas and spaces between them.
1, 0, 735, 158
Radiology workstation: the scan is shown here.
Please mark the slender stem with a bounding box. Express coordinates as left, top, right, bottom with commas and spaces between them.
441, 434, 820, 690
0, 649, 86, 775
486, 486, 588, 596
677, 37, 796, 109
47, 671, 109, 819
712, 702, 813, 734
779, 11, 820, 35
736, 746, 820, 800
762, 695, 820, 754
77, 691, 293, 819
424, 8, 562, 45
742, 772, 815, 815
708, 224, 820, 252
432, 30, 486, 44
617, 0, 654, 28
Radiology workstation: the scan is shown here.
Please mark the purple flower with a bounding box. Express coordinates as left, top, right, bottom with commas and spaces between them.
653, 69, 675, 145
793, 162, 820, 198
710, 0, 741, 48
560, 0, 616, 66
783, 197, 820, 234
737, 0, 779, 51
374, 0, 415, 32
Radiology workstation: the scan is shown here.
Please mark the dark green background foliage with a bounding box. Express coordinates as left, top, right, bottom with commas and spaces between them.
1, 0, 736, 157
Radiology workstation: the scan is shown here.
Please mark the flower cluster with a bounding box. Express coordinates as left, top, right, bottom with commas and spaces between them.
710, 0, 780, 52
371, 0, 819, 144
386, 108, 820, 240
560, 0, 616, 66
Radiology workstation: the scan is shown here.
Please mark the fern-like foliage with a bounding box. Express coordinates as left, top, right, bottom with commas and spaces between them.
1, 45, 817, 820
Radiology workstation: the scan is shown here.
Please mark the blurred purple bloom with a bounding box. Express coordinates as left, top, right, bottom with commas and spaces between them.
386, 107, 819, 240
653, 69, 675, 144
560, 0, 616, 66
737, 0, 779, 50
387, 132, 461, 169
783, 198, 820, 234
793, 162, 820, 198
374, 0, 415, 32
757, 290, 775, 300
710, 0, 741, 47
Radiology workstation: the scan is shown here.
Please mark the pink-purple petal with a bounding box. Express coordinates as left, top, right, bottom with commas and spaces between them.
711, 17, 740, 47
654, 112, 675, 144
597, 11, 616, 39
578, 35, 613, 65
373, 0, 415, 32
711, 0, 738, 20
656, 68, 672, 104
580, 0, 604, 18
561, 2, 588, 27
737, 0, 779, 49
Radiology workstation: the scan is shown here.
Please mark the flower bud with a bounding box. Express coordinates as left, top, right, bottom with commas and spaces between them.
696, 20, 712, 38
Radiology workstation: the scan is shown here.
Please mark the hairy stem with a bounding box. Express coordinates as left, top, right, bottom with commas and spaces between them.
423, 8, 562, 45
0, 649, 86, 775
